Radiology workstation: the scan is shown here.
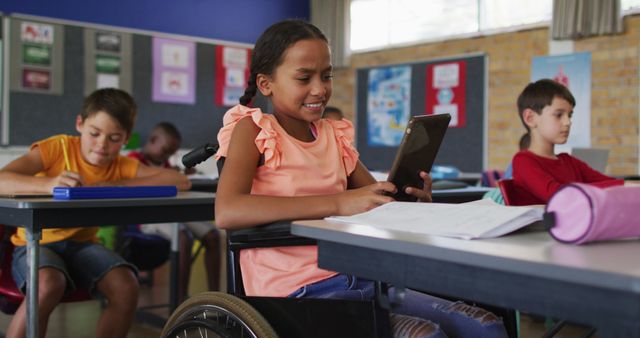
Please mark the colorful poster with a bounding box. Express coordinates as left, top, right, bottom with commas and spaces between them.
215, 45, 251, 106
11, 20, 63, 94
95, 55, 121, 74
97, 73, 119, 89
367, 66, 411, 146
84, 29, 132, 94
20, 22, 54, 44
22, 44, 51, 66
531, 52, 591, 150
426, 61, 467, 127
22, 69, 51, 90
152, 37, 196, 104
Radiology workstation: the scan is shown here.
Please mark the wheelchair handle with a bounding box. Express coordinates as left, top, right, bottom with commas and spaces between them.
182, 143, 219, 168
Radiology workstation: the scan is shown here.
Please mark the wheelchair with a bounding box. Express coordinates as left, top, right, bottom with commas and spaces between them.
160, 144, 517, 338
161, 221, 392, 337
162, 145, 393, 337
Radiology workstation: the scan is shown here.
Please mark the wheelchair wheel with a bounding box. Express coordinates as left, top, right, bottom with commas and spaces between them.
162, 291, 278, 338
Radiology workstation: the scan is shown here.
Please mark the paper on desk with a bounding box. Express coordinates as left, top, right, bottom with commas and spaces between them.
325, 199, 544, 239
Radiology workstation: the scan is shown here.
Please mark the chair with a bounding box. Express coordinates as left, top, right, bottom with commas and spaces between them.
498, 178, 516, 206
116, 225, 171, 287
481, 169, 505, 187
0, 225, 91, 315
497, 179, 596, 338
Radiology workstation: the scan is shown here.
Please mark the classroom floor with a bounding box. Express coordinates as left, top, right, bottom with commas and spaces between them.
0, 244, 595, 338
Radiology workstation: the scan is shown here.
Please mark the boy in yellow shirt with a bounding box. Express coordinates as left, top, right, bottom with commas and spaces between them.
0, 88, 190, 338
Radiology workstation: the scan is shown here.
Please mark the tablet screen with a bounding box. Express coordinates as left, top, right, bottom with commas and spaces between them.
387, 114, 451, 202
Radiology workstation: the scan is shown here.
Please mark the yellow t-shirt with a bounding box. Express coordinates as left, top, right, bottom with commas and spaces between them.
11, 134, 139, 246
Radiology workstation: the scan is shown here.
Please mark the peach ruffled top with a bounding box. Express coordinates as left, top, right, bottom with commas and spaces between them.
216, 105, 359, 297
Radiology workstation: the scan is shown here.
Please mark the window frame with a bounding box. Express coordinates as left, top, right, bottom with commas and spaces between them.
349, 0, 640, 54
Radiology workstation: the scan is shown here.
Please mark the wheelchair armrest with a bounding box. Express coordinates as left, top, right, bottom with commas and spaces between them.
227, 221, 316, 250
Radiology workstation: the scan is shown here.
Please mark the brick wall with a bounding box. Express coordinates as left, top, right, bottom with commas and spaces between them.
331, 16, 640, 176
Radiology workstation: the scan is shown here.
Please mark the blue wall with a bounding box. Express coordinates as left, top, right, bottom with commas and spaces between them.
0, 0, 310, 44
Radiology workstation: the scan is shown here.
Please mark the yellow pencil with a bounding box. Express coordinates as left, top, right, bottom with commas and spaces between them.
60, 138, 71, 171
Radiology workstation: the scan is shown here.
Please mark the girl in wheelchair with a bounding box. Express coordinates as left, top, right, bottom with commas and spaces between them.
214, 19, 508, 338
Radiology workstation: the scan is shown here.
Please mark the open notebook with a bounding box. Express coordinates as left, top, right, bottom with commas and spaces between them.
325, 199, 543, 240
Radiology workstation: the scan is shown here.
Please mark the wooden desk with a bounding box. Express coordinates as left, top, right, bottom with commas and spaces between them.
0, 191, 215, 338
292, 220, 640, 337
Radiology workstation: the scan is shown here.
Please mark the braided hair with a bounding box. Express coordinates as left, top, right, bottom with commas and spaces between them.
239, 19, 328, 106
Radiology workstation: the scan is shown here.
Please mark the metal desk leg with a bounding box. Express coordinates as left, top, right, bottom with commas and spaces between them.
169, 222, 179, 312
26, 229, 41, 338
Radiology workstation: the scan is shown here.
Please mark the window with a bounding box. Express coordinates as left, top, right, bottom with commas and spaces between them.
350, 0, 552, 52
622, 0, 640, 11
479, 0, 552, 31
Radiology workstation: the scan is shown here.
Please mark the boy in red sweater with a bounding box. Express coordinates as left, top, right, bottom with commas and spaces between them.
511, 79, 623, 205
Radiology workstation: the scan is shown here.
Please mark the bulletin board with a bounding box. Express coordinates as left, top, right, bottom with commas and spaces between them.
355, 54, 486, 172
2, 15, 260, 148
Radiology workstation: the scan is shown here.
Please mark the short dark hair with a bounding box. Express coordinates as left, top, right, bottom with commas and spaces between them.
82, 88, 137, 135
239, 19, 328, 106
322, 106, 343, 119
518, 133, 530, 150
154, 121, 182, 142
517, 79, 575, 132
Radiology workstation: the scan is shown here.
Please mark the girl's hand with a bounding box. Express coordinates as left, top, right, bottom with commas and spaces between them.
403, 171, 433, 202
335, 181, 397, 216
49, 171, 83, 189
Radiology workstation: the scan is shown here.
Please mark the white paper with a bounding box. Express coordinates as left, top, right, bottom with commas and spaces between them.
21, 22, 54, 44
225, 67, 245, 87
326, 199, 543, 240
96, 74, 119, 89
161, 71, 188, 95
223, 47, 248, 68
369, 171, 389, 182
162, 44, 189, 68
433, 63, 459, 88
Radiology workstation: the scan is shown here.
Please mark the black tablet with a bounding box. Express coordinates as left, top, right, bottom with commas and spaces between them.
387, 114, 451, 202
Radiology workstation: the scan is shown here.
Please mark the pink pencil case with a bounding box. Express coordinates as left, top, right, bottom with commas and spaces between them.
544, 183, 640, 244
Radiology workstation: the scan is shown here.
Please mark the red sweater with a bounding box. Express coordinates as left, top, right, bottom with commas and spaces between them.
127, 150, 171, 168
511, 150, 623, 205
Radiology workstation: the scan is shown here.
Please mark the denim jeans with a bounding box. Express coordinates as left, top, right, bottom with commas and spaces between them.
12, 241, 136, 296
288, 274, 508, 338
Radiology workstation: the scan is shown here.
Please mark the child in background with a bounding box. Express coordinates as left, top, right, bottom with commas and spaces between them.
322, 105, 344, 120
128, 122, 221, 300
128, 121, 182, 169
511, 79, 624, 205
214, 19, 507, 338
0, 88, 191, 338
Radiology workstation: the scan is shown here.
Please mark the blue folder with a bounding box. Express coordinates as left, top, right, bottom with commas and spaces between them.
53, 186, 178, 200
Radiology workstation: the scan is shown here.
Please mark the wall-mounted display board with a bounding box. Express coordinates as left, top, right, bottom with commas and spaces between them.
1, 14, 262, 148
355, 54, 487, 172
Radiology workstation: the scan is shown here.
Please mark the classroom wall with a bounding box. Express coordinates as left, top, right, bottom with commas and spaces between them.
332, 15, 640, 176
0, 0, 309, 44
